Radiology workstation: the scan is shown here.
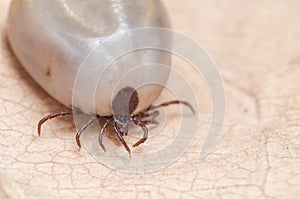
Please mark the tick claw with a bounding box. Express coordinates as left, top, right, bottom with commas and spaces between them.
100, 143, 106, 152
76, 137, 81, 148
133, 138, 147, 147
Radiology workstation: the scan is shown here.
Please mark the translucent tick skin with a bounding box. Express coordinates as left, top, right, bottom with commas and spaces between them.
7, 0, 171, 116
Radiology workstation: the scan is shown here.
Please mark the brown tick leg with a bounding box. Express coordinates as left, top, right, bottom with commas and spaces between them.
98, 118, 112, 152
75, 116, 98, 148
113, 122, 131, 155
149, 100, 195, 114
132, 117, 148, 147
38, 111, 72, 136
138, 110, 159, 118
137, 110, 159, 125
140, 119, 158, 125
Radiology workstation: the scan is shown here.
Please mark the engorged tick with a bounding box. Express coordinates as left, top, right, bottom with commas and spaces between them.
7, 0, 194, 156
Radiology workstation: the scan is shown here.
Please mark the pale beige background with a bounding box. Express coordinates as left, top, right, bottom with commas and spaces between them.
1, 0, 300, 198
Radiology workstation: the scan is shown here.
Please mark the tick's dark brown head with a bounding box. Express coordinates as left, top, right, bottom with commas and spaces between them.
112, 87, 139, 133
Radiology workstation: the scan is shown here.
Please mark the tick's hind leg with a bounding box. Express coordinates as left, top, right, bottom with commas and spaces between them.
38, 111, 72, 136
149, 100, 195, 114
75, 116, 98, 148
132, 117, 149, 147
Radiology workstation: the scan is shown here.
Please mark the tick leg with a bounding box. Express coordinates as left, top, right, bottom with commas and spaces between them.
38, 111, 72, 136
76, 116, 98, 148
138, 110, 159, 118
132, 118, 148, 147
137, 110, 159, 125
149, 100, 195, 114
98, 118, 112, 152
139, 118, 159, 126
140, 119, 158, 125
113, 122, 131, 155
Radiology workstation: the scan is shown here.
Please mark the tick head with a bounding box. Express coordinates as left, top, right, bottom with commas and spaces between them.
112, 87, 139, 134
114, 115, 130, 134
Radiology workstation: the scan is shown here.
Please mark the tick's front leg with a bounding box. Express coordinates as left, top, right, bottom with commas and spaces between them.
112, 122, 131, 155
132, 117, 149, 147
137, 110, 159, 125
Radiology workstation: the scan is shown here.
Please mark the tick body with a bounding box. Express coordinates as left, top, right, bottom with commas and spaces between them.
7, 0, 194, 154
7, 0, 172, 115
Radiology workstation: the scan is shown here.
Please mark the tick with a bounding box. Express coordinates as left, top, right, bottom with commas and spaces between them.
7, 0, 194, 155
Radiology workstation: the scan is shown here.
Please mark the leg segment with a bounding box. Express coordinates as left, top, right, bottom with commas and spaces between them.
113, 122, 131, 155
75, 116, 98, 148
149, 100, 195, 114
132, 117, 149, 147
98, 118, 112, 152
139, 119, 158, 125
137, 110, 159, 125
38, 111, 72, 136
138, 110, 159, 118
